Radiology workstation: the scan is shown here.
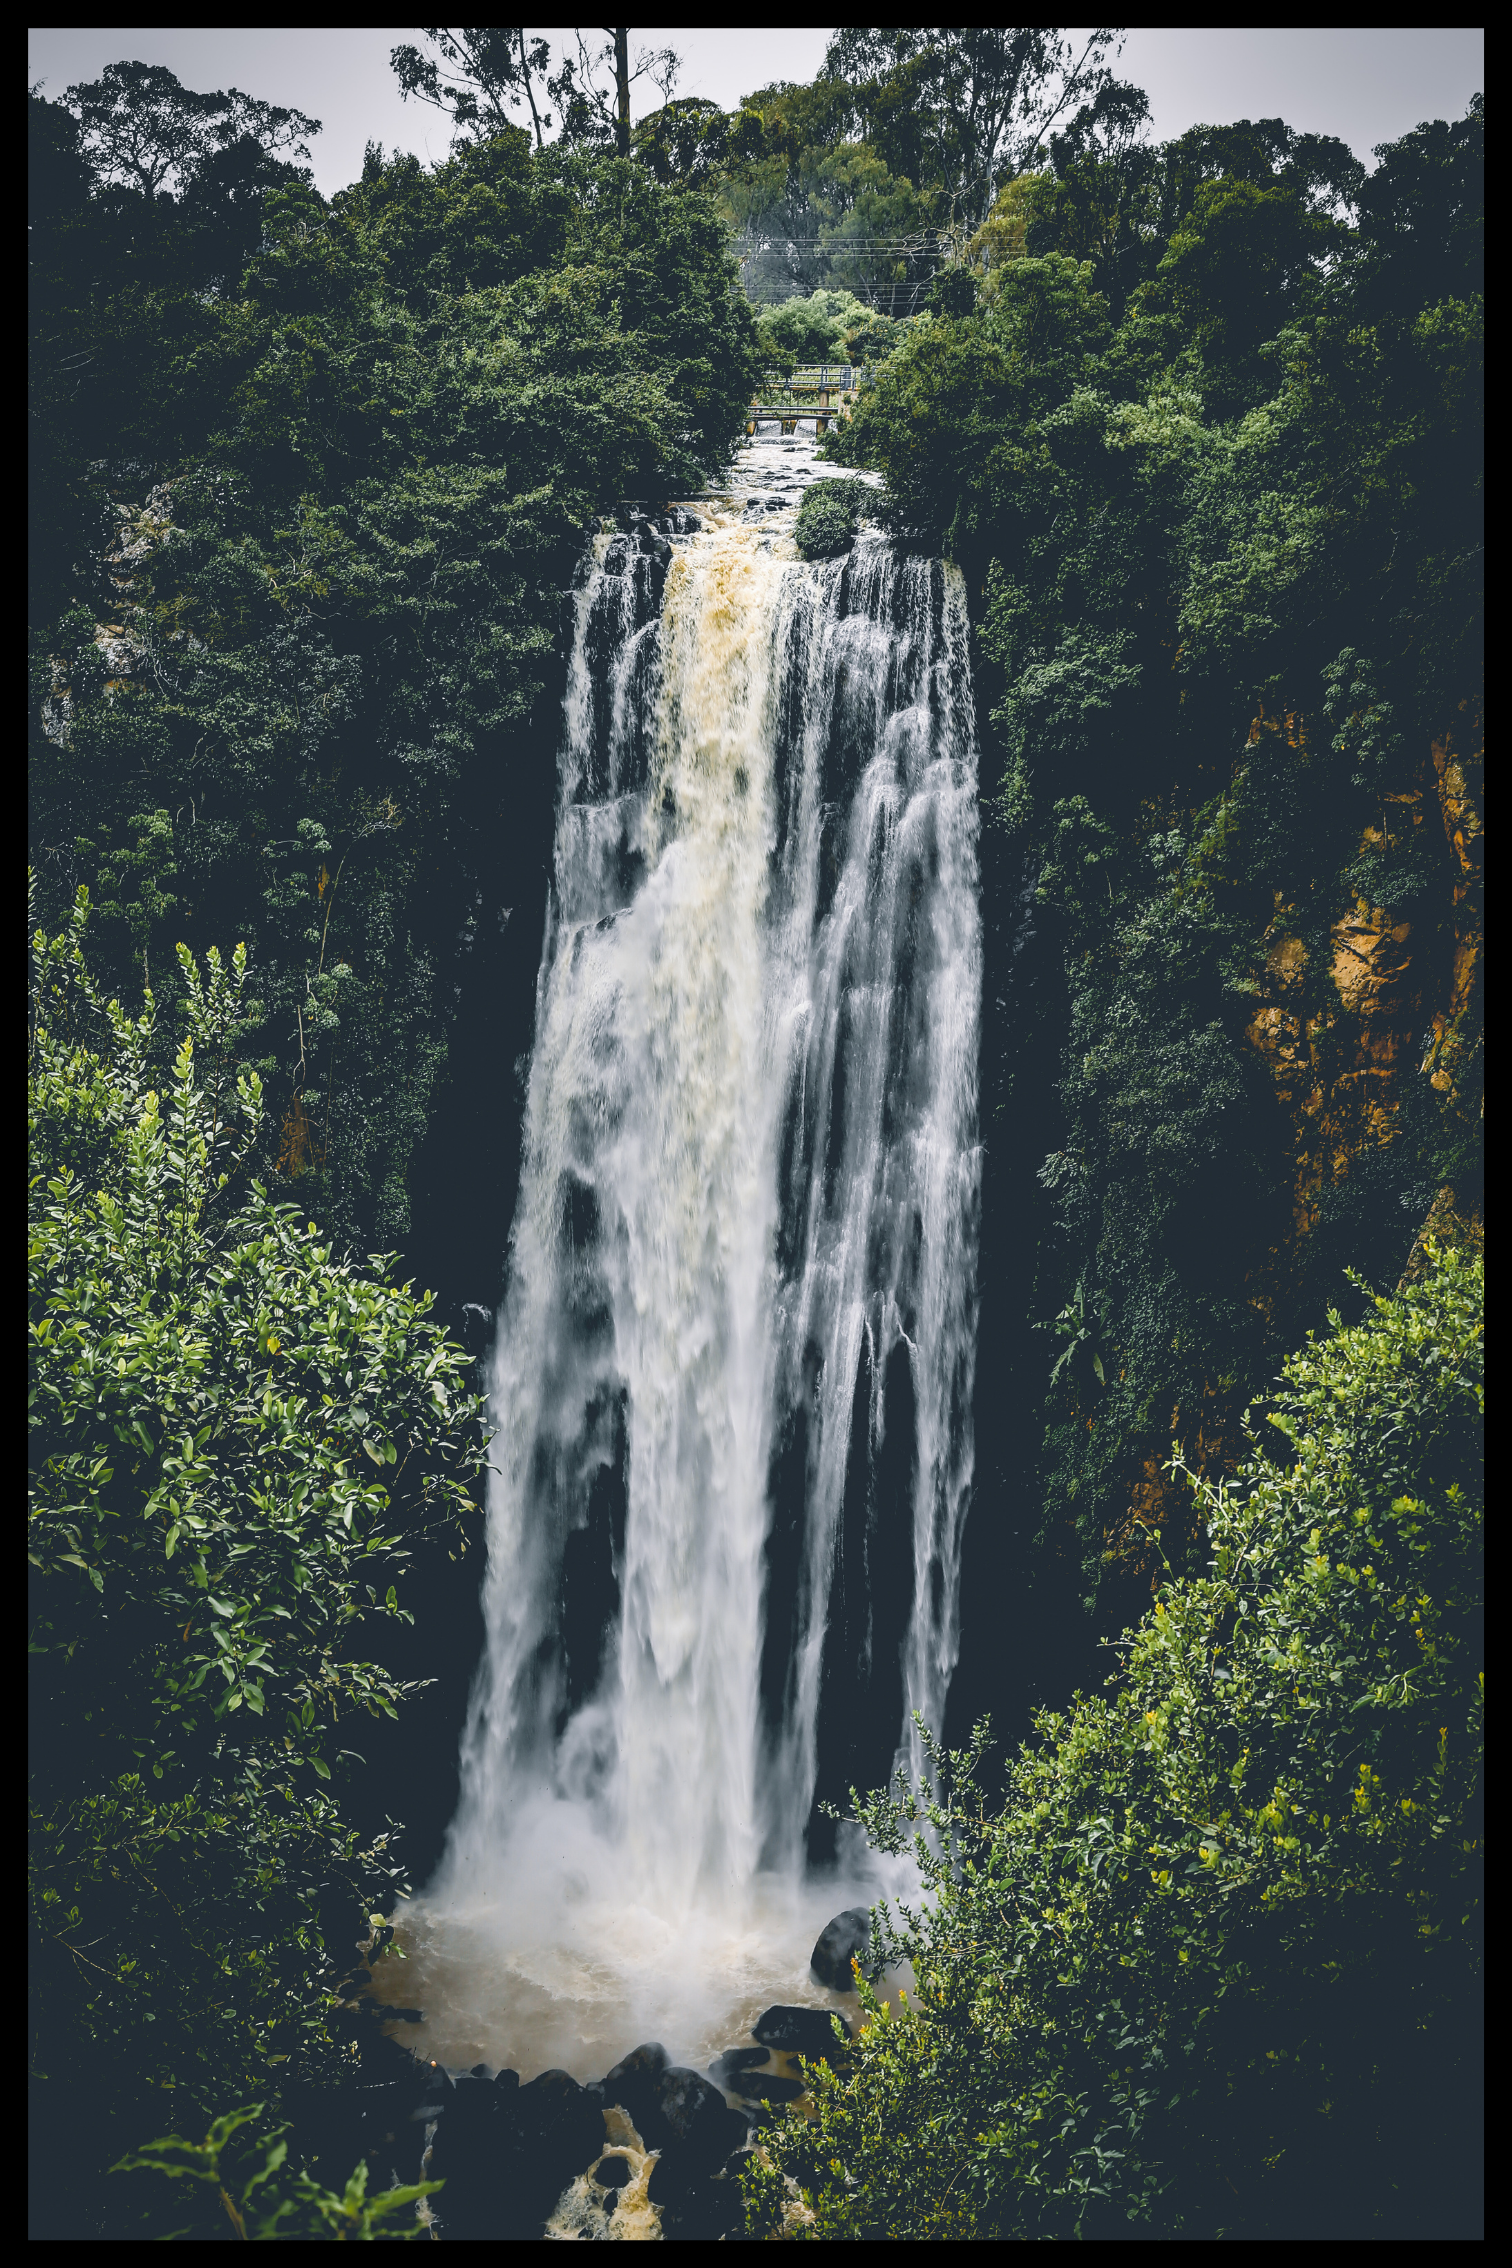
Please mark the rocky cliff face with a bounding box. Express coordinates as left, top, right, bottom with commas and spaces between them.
1117, 699, 1483, 1577
1245, 699, 1482, 1250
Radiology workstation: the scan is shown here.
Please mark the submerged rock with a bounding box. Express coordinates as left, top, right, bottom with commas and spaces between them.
753, 2004, 851, 2058
810, 1905, 873, 1991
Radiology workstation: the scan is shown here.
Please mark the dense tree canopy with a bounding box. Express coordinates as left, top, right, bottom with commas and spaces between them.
29, 39, 1483, 2243
823, 93, 1482, 1599
30, 88, 761, 1266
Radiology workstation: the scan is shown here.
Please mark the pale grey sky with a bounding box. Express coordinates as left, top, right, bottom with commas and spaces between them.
28, 26, 1484, 202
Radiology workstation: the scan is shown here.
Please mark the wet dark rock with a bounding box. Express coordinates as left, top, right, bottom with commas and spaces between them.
659, 506, 702, 534
441, 2069, 501, 2140
718, 2045, 770, 2071
519, 2068, 606, 2164
411, 2062, 455, 2119
655, 2066, 728, 2153
752, 2004, 851, 2058
708, 2046, 772, 2088
427, 2066, 605, 2241
731, 2069, 805, 2104
600, 2040, 669, 2128
648, 2151, 746, 2241
740, 2094, 790, 2128
811, 1905, 873, 1991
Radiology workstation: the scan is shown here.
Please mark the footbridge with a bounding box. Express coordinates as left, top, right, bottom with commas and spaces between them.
746, 363, 871, 437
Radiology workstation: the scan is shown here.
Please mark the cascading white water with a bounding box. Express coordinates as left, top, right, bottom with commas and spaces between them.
390, 437, 981, 2081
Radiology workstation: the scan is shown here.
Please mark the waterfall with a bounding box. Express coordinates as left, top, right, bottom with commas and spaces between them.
402, 440, 982, 2078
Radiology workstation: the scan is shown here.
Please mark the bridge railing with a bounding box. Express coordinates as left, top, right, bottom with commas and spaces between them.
757, 365, 872, 393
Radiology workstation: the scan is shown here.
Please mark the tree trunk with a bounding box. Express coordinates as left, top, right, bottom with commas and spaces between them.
517, 28, 545, 148
613, 27, 630, 156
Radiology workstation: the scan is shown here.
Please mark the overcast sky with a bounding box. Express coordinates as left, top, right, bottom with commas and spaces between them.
28, 26, 1485, 202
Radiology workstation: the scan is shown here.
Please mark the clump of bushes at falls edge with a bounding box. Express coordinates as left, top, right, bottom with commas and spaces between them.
793, 476, 879, 561
743, 1238, 1483, 2239
27, 886, 487, 2235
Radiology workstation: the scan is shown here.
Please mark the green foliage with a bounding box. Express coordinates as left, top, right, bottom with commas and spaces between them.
30, 97, 762, 1256
793, 475, 876, 561
822, 28, 1124, 227
747, 1245, 1483, 2238
112, 2101, 441, 2240
389, 27, 551, 146
827, 95, 1482, 1588
715, 78, 941, 309
756, 286, 867, 366
28, 885, 487, 2163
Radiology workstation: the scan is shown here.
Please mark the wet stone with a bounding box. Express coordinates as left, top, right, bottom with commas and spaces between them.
810, 1904, 873, 1991
752, 2004, 852, 2058
708, 2046, 771, 2088
731, 2069, 805, 2104
599, 2040, 669, 2129
624, 2063, 746, 2167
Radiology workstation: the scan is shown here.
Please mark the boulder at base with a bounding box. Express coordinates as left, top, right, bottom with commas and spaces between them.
599, 2041, 669, 2133
730, 2069, 805, 2104
516, 2067, 607, 2194
641, 2066, 747, 2166
810, 1906, 873, 1991
752, 2005, 852, 2059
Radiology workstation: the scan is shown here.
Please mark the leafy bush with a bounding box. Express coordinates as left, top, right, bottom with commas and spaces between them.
793, 475, 876, 560
28, 884, 487, 2192
755, 286, 868, 365
111, 2102, 441, 2241
746, 1241, 1483, 2238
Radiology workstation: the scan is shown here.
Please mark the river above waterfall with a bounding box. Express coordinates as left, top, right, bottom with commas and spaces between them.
381, 430, 982, 2085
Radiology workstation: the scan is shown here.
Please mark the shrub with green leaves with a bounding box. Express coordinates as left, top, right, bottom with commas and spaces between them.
793, 474, 876, 561
745, 1241, 1483, 2239
111, 2102, 441, 2241
28, 884, 487, 2174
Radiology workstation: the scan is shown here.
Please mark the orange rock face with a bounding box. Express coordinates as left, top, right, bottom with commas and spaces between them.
1107, 697, 1482, 1582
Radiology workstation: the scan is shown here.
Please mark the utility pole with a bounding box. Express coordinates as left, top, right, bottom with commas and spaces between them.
612, 28, 630, 155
